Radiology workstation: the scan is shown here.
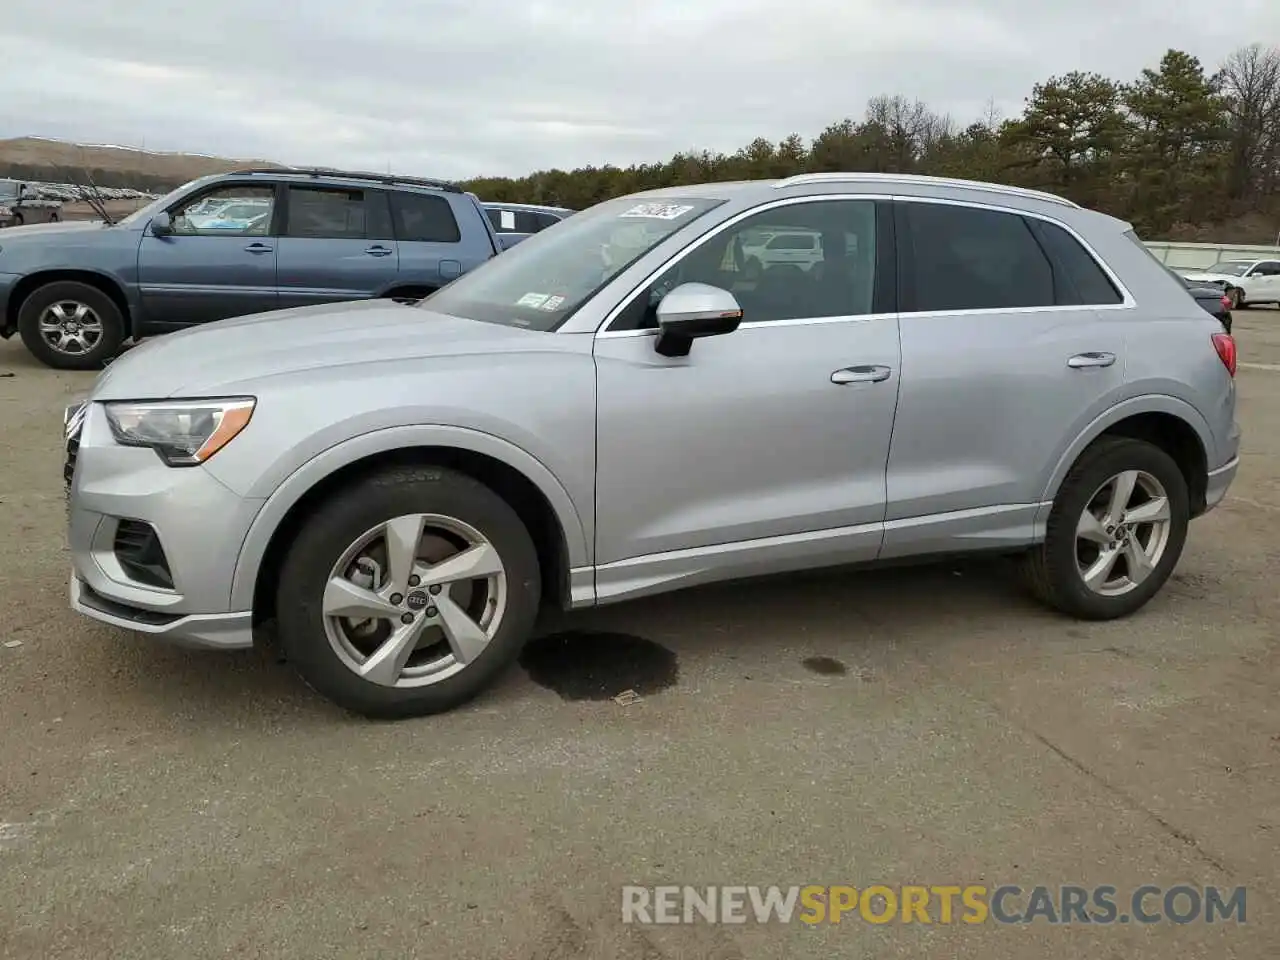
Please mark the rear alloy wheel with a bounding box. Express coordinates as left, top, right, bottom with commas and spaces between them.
276, 466, 541, 718
1020, 437, 1189, 620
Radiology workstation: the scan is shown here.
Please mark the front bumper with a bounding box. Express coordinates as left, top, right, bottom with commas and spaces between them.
65, 400, 263, 650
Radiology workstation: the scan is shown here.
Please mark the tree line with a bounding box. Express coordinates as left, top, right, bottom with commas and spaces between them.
460, 45, 1280, 243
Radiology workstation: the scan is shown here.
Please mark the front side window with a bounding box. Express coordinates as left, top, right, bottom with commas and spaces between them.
421, 195, 726, 330
169, 184, 275, 237
1254, 261, 1280, 276
613, 198, 879, 330
903, 202, 1054, 312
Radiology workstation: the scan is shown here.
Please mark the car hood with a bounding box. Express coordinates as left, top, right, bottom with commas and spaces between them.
0, 220, 110, 242
1180, 271, 1238, 285
89, 299, 555, 400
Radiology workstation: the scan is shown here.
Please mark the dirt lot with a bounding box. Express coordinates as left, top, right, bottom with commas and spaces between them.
1, 313, 1278, 959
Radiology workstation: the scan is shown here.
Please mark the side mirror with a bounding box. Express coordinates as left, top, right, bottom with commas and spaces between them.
149, 212, 173, 237
653, 282, 744, 358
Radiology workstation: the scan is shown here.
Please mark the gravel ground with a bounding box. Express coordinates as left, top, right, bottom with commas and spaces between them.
1, 312, 1277, 959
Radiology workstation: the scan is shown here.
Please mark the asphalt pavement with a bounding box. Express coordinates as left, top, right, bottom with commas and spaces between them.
1, 311, 1277, 959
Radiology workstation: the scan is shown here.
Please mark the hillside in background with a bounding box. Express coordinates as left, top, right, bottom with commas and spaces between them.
0, 137, 281, 193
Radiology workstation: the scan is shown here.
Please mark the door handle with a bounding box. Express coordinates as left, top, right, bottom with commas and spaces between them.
365, 245, 393, 257
1067, 352, 1116, 369
831, 365, 892, 385
244, 242, 273, 253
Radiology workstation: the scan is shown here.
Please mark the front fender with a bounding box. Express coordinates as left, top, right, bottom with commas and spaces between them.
1034, 394, 1215, 527
226, 423, 590, 611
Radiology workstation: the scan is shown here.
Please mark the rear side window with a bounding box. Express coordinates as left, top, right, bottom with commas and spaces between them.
533, 212, 563, 231
391, 192, 461, 243
903, 202, 1054, 311
283, 186, 393, 240
1026, 219, 1123, 305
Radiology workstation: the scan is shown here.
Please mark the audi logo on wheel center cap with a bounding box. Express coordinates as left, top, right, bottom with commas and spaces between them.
405, 591, 430, 610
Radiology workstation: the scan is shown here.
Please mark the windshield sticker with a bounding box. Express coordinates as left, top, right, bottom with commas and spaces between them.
619, 202, 695, 220
539, 295, 566, 311
516, 292, 550, 308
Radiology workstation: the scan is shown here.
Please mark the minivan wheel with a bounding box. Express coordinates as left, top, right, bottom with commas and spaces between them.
276, 465, 541, 719
1020, 437, 1189, 620
17, 280, 125, 370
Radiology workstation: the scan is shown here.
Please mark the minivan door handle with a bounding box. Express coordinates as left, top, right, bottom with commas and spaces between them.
831, 365, 892, 384
1067, 352, 1117, 369
244, 242, 273, 254
365, 245, 393, 257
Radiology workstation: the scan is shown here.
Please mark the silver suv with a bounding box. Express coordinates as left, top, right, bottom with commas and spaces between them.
64, 173, 1241, 719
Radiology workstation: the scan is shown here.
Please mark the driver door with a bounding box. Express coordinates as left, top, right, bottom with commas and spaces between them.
137, 182, 279, 329
591, 197, 901, 600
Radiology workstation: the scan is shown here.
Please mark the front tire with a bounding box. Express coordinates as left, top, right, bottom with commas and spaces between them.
1020, 437, 1189, 620
276, 465, 541, 719
1228, 286, 1247, 310
17, 280, 126, 370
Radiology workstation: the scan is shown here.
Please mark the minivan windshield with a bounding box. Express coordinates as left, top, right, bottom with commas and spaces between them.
421, 195, 725, 330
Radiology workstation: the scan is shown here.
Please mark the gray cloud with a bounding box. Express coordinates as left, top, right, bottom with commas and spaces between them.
2, 0, 1276, 180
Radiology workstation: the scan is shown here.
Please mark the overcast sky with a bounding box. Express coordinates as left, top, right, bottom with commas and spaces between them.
1, 0, 1276, 181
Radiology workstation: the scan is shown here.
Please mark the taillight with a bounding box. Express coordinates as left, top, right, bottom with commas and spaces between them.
1221, 295, 1232, 311
1212, 332, 1236, 377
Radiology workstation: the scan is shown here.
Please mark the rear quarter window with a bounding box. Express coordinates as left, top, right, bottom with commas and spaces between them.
392, 191, 461, 243
1026, 219, 1124, 305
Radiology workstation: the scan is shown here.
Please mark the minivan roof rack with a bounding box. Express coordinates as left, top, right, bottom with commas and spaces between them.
229, 166, 463, 194
772, 172, 1079, 208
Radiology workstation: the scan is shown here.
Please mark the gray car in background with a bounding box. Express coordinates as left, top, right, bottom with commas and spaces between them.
64, 172, 1240, 719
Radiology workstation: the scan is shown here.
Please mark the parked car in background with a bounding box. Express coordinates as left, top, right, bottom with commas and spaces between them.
0, 167, 504, 369
0, 179, 62, 227
1168, 267, 1233, 332
1180, 258, 1280, 309
64, 172, 1239, 720
483, 202, 573, 249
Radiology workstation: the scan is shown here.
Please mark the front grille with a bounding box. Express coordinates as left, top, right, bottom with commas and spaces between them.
113, 519, 175, 590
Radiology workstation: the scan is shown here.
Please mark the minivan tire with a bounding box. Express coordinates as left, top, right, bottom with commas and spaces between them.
1021, 436, 1189, 620
17, 280, 126, 370
276, 465, 542, 719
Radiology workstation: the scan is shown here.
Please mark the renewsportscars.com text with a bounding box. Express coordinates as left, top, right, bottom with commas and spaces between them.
621, 884, 1247, 926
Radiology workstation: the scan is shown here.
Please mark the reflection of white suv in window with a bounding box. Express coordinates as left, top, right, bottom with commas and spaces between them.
741, 230, 824, 273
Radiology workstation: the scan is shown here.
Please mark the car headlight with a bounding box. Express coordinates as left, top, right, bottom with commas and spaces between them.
103, 397, 255, 467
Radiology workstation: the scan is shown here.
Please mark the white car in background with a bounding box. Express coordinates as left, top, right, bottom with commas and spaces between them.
1181, 258, 1280, 309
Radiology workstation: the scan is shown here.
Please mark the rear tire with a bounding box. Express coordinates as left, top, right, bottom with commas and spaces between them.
276, 465, 541, 719
1020, 437, 1189, 620
17, 280, 126, 370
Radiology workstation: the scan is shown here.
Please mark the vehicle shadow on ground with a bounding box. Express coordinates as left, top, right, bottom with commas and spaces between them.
84, 554, 1053, 728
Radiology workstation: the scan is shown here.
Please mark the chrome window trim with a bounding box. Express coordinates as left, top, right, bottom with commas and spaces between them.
593, 191, 1135, 340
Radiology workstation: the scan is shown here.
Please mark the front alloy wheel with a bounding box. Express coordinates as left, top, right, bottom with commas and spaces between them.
276, 465, 541, 718
322, 513, 508, 688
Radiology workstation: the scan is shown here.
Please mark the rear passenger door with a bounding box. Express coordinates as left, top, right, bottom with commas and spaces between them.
275, 185, 399, 309
881, 198, 1130, 559
390, 191, 469, 290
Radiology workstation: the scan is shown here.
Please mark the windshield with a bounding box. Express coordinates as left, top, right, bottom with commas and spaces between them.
422, 195, 725, 330
1206, 260, 1252, 276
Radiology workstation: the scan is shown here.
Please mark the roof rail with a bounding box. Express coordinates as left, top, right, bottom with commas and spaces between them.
772, 172, 1079, 208
228, 166, 463, 194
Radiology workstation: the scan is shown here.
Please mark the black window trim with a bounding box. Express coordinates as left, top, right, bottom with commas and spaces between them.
892, 195, 1134, 315
600, 193, 897, 335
